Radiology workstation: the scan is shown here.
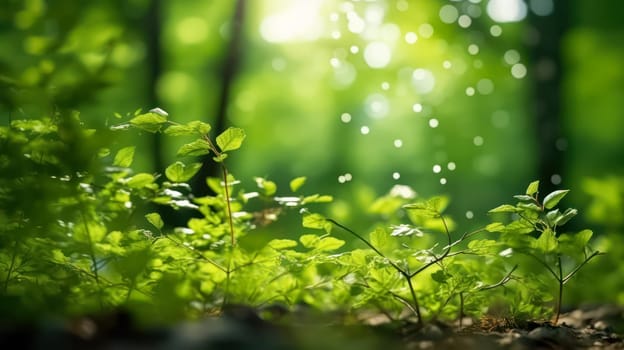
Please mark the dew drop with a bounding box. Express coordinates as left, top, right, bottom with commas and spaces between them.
440, 178, 447, 185
341, 113, 352, 123
392, 172, 401, 180
338, 175, 346, 183
466, 87, 475, 96
447, 162, 456, 171
360, 126, 370, 135
350, 45, 359, 54
429, 118, 439, 128
345, 173, 353, 181
412, 103, 423, 113
381, 82, 390, 90
466, 211, 474, 219
394, 139, 403, 148
433, 164, 442, 173
442, 60, 452, 69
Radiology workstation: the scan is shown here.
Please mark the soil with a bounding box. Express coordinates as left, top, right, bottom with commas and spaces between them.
2, 305, 623, 349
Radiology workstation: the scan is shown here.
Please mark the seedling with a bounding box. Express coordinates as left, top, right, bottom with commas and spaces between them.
486, 180, 603, 323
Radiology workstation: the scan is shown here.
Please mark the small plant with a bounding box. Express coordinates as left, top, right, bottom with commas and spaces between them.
0, 112, 602, 329
486, 180, 602, 323
302, 194, 516, 326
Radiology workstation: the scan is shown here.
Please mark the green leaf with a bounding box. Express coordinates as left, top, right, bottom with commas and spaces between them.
129, 112, 167, 133
164, 124, 193, 136
316, 237, 345, 251
431, 270, 448, 284
534, 228, 558, 253
145, 212, 164, 230
290, 176, 307, 192
165, 121, 212, 136
302, 212, 332, 233
486, 222, 506, 232
468, 239, 499, 254
575, 229, 593, 246
213, 153, 228, 163
165, 161, 202, 182
268, 239, 298, 250
518, 202, 542, 212
514, 195, 534, 201
543, 189, 570, 209
370, 227, 389, 251
555, 208, 577, 226
216, 127, 246, 152
300, 234, 320, 249
403, 196, 449, 217
254, 177, 277, 196
489, 204, 521, 213
113, 146, 135, 167
526, 180, 540, 195
177, 139, 211, 157
126, 173, 155, 188
302, 194, 333, 204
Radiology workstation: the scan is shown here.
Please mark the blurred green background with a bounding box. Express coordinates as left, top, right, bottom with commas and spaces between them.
1, 0, 623, 302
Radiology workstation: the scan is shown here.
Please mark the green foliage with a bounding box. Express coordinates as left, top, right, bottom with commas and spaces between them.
487, 180, 602, 323
0, 115, 601, 328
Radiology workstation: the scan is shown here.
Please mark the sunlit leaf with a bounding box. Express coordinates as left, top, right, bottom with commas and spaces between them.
126, 173, 155, 188
534, 228, 558, 253
302, 212, 332, 233
390, 224, 423, 237
526, 180, 540, 196
254, 177, 277, 196
300, 234, 320, 249
543, 189, 570, 209
113, 146, 135, 167
488, 204, 521, 213
129, 112, 167, 133
268, 239, 298, 250
177, 139, 211, 157
486, 222, 506, 232
370, 227, 389, 251
145, 212, 164, 230
290, 176, 306, 192
555, 208, 578, 226
216, 127, 246, 152
302, 194, 333, 204
316, 237, 345, 251
165, 161, 202, 182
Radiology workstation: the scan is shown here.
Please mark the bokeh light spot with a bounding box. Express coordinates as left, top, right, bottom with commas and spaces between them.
487, 0, 528, 22
364, 41, 392, 69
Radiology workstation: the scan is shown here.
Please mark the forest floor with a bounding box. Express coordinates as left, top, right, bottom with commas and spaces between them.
2, 304, 623, 349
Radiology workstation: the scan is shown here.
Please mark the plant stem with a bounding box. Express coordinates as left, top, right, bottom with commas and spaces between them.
221, 166, 236, 247
554, 255, 563, 324
3, 242, 18, 293
81, 210, 103, 310
405, 275, 423, 324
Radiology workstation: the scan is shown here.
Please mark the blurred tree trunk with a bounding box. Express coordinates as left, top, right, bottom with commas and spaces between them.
193, 0, 246, 196
528, 1, 570, 195
146, 0, 163, 173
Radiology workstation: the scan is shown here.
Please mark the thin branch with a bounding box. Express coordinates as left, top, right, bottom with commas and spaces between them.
163, 235, 227, 273
562, 251, 602, 284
